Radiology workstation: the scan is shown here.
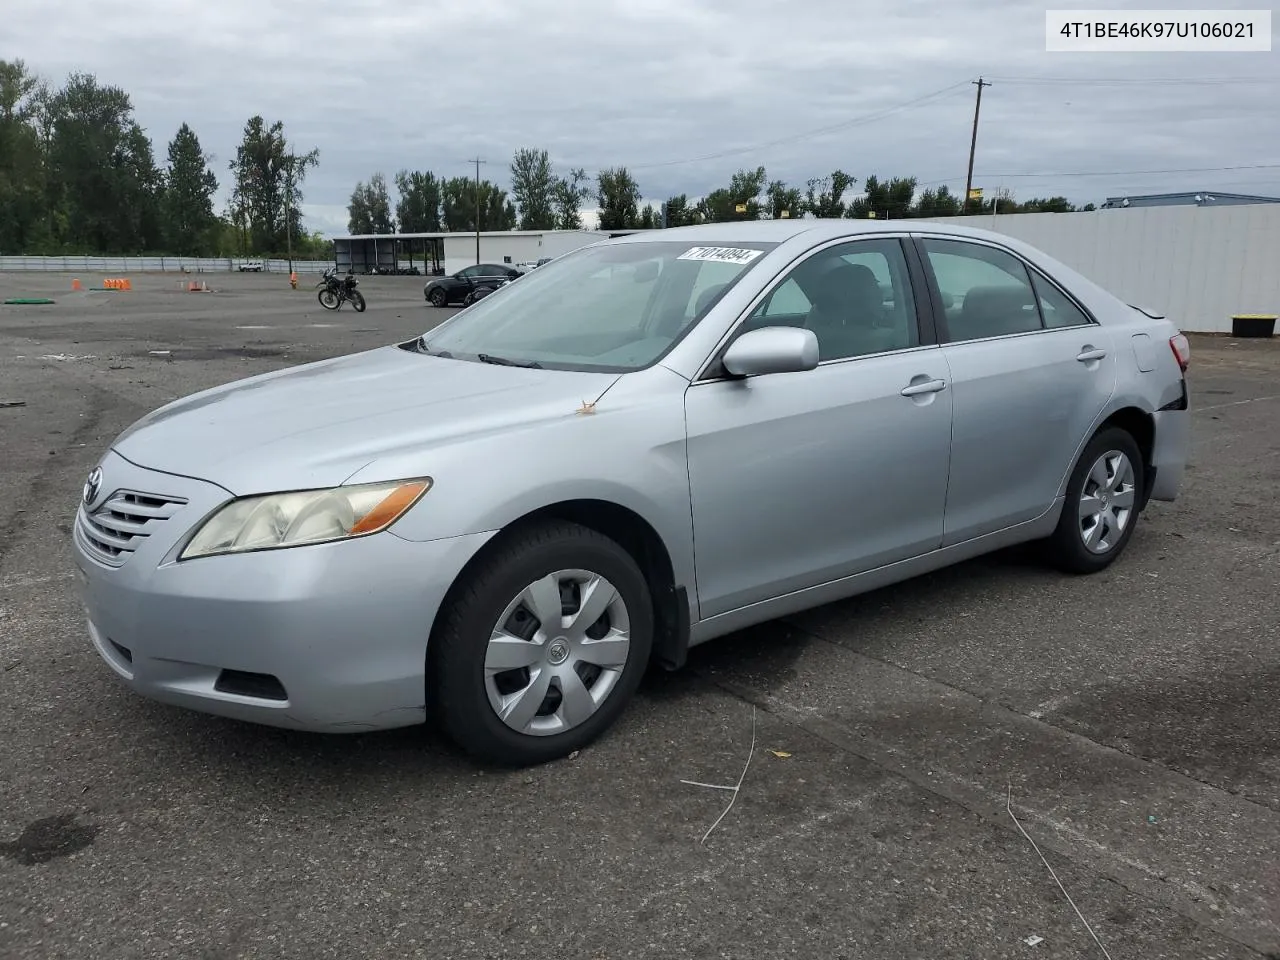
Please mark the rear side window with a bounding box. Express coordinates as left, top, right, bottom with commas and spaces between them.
921, 239, 1042, 342
1031, 272, 1093, 329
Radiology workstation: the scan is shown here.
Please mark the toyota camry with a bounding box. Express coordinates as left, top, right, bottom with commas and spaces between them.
73, 219, 1191, 766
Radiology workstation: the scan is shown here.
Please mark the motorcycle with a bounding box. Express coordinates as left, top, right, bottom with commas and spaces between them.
316, 266, 366, 312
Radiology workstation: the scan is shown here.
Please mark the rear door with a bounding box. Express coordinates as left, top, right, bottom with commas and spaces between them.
913, 235, 1117, 545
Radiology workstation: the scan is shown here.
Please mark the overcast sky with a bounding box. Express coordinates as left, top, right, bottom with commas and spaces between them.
8, 0, 1279, 235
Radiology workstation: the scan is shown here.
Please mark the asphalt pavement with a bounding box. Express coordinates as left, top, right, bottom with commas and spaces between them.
1, 271, 1277, 959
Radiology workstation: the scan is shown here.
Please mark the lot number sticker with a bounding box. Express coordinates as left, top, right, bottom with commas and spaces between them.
676, 246, 763, 265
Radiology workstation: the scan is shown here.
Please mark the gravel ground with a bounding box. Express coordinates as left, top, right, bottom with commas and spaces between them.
1, 271, 1277, 959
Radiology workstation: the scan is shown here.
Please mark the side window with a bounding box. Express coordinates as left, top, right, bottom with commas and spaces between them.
457, 265, 481, 279
1031, 272, 1093, 329
921, 239, 1043, 342
749, 238, 919, 361
759, 278, 811, 317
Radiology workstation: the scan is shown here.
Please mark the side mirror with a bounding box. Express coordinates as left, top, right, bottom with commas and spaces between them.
721, 326, 819, 377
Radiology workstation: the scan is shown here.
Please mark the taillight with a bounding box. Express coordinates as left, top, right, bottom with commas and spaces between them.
1169, 333, 1190, 372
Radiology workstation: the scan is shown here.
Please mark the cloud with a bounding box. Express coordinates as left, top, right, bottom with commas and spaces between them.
6, 0, 1279, 234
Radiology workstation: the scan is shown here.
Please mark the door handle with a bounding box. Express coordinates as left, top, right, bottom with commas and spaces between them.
900, 378, 947, 397
1076, 348, 1107, 362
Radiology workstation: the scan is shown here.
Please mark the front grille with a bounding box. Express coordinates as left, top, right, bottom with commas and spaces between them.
77, 490, 187, 566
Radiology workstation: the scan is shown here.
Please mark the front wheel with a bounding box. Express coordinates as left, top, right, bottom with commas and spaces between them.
349, 289, 366, 312
1044, 426, 1145, 574
430, 521, 654, 766
318, 288, 339, 310
428, 287, 447, 307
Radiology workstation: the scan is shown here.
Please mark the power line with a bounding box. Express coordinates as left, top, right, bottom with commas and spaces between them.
614, 79, 973, 172
990, 75, 1276, 85
917, 162, 1280, 188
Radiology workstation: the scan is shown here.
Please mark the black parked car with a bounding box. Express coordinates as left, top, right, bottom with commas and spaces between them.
424, 263, 523, 307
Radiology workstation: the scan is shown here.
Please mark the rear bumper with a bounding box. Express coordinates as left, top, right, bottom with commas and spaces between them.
1149, 404, 1190, 502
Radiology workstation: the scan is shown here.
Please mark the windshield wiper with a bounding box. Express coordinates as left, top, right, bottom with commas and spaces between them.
415, 336, 451, 358
477, 353, 542, 369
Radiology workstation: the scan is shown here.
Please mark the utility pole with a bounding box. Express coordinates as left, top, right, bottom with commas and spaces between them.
284, 155, 294, 277
963, 77, 991, 215
468, 157, 486, 264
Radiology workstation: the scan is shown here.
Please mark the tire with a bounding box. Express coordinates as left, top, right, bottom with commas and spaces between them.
1044, 426, 1145, 574
318, 288, 338, 310
428, 287, 447, 307
461, 291, 475, 307
430, 520, 654, 766
349, 290, 366, 312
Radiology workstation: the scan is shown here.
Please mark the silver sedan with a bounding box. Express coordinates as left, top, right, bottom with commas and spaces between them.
73, 220, 1191, 765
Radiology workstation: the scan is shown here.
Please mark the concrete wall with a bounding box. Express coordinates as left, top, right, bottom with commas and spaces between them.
917, 204, 1280, 333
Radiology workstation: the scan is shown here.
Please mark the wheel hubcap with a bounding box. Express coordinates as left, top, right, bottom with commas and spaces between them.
484, 569, 631, 737
1078, 450, 1136, 554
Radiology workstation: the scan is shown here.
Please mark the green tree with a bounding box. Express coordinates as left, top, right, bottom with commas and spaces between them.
228, 116, 318, 254
394, 169, 442, 232
596, 166, 642, 230
660, 194, 699, 227
805, 170, 856, 218
44, 72, 162, 252
510, 147, 557, 230
638, 205, 658, 229
161, 123, 218, 255
552, 168, 590, 230
766, 179, 804, 220
698, 166, 768, 222
1018, 196, 1076, 213
1082, 202, 1097, 212
912, 185, 961, 218
849, 175, 916, 219
348, 172, 395, 234
0, 59, 50, 251
440, 176, 516, 232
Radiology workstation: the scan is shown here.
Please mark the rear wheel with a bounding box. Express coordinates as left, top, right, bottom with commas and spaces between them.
1045, 427, 1144, 574
428, 287, 447, 307
430, 521, 653, 766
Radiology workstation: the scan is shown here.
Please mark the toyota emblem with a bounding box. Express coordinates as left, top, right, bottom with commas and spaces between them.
82, 467, 103, 506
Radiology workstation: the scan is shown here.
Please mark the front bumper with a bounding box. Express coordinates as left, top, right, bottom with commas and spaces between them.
73, 450, 493, 732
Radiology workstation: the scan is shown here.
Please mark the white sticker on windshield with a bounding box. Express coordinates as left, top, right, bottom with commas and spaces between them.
676, 246, 763, 265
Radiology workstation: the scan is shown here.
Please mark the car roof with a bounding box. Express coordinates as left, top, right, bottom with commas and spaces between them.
607, 217, 1023, 247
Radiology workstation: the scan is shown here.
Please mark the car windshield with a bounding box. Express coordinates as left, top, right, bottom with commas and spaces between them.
418, 240, 778, 371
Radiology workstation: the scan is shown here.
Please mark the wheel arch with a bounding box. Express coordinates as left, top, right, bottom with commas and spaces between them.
1056, 402, 1156, 506
428, 498, 692, 674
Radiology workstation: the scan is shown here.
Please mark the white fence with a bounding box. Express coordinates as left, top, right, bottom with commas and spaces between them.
0, 256, 333, 274
921, 203, 1280, 334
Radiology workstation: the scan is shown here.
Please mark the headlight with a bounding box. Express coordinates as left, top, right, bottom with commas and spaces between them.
179, 478, 431, 560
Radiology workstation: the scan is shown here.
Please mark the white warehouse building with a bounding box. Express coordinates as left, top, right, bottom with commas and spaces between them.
334, 229, 639, 277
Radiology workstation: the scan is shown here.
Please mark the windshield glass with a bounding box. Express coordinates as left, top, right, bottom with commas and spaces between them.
419, 240, 778, 371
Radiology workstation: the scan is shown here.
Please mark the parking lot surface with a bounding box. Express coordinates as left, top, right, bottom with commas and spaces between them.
1, 272, 1278, 959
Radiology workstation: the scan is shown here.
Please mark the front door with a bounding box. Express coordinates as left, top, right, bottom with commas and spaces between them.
684, 236, 954, 619
914, 236, 1118, 545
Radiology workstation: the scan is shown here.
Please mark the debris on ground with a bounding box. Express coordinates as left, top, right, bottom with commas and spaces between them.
2, 298, 56, 305
681, 705, 758, 844
0, 400, 26, 408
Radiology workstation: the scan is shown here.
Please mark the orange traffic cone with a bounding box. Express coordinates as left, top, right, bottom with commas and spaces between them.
72, 279, 82, 291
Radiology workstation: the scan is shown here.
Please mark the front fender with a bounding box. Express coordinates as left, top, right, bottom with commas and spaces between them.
345, 365, 698, 602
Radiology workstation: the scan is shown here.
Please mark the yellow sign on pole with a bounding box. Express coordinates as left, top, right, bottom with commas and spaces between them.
780, 209, 790, 219
868, 211, 877, 219
735, 203, 747, 213
968, 187, 983, 201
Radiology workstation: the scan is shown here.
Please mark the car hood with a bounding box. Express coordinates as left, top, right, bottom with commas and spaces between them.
111, 345, 621, 495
